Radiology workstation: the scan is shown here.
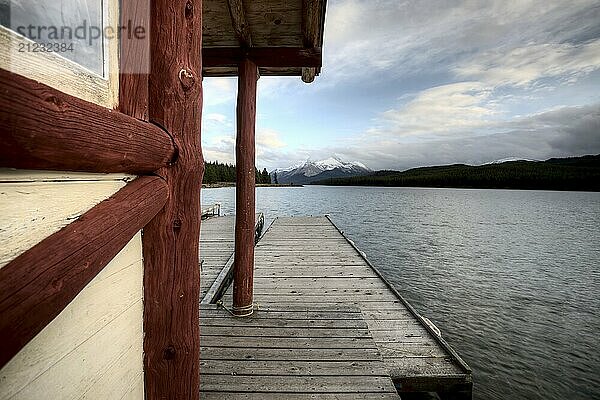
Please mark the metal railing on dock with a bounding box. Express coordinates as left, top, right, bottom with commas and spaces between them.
201, 203, 221, 219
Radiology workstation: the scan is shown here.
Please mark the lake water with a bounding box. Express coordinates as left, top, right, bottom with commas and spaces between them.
201, 186, 600, 400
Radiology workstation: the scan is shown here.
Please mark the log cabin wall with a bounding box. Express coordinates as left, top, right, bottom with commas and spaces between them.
0, 174, 146, 400
1, 0, 326, 397
0, 0, 146, 397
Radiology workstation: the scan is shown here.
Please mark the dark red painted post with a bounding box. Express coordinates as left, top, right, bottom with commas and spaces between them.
142, 0, 204, 398
233, 58, 258, 316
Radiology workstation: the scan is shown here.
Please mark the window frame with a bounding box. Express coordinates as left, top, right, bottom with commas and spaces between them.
0, 0, 119, 108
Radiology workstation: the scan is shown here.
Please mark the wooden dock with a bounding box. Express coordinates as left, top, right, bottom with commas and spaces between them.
199, 215, 235, 299
200, 303, 400, 399
200, 213, 265, 300
200, 216, 472, 399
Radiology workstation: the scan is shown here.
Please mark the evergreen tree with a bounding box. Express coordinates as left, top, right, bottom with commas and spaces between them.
262, 168, 270, 184
202, 162, 279, 185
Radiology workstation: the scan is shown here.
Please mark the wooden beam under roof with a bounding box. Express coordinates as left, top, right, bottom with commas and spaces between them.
203, 47, 321, 68
202, 0, 327, 81
227, 0, 252, 48
301, 0, 324, 83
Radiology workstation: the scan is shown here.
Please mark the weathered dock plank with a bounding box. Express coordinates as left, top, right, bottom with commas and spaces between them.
219, 216, 472, 397
200, 393, 402, 399
199, 304, 400, 399
200, 359, 390, 376
201, 326, 372, 338
199, 216, 236, 299
201, 375, 396, 392
199, 214, 264, 303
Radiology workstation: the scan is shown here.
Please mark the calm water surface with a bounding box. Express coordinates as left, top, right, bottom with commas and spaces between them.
202, 186, 600, 400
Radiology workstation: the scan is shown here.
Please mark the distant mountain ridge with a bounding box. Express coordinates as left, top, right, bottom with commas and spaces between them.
271, 157, 371, 184
312, 154, 600, 191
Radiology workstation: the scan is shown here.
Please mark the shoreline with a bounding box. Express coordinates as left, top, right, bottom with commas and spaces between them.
202, 183, 303, 188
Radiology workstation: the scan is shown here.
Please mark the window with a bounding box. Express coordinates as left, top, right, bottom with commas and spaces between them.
0, 0, 119, 108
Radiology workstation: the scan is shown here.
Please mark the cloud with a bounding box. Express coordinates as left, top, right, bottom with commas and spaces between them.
257, 128, 286, 149
322, 104, 600, 170
322, 0, 600, 85
378, 82, 499, 137
203, 77, 236, 106
313, 0, 600, 164
202, 135, 235, 164
456, 41, 600, 87
204, 113, 229, 124
202, 128, 291, 170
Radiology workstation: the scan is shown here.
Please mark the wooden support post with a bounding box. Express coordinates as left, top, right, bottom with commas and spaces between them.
233, 58, 258, 316
142, 0, 204, 398
118, 0, 150, 120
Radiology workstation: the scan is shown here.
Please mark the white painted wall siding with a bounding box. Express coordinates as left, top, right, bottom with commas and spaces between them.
0, 170, 134, 267
0, 233, 144, 400
0, 171, 144, 400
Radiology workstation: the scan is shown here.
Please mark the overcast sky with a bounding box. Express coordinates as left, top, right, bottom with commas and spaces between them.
202, 0, 600, 171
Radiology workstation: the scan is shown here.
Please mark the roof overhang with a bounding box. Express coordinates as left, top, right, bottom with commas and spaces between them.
202, 0, 327, 83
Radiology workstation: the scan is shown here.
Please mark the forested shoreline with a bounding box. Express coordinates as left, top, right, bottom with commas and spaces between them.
203, 161, 271, 184
313, 155, 600, 191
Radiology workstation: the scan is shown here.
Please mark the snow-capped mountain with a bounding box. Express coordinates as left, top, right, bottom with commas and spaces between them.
271, 157, 372, 184
484, 157, 536, 165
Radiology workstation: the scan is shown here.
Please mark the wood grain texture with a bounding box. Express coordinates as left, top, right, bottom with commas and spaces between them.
200, 359, 389, 376
301, 0, 321, 47
200, 216, 236, 299
203, 47, 321, 68
118, 0, 150, 119
218, 216, 472, 397
9, 301, 143, 400
142, 0, 204, 398
227, 0, 252, 47
200, 394, 400, 400
0, 69, 175, 173
0, 176, 168, 368
301, 0, 322, 83
0, 170, 134, 183
0, 23, 118, 109
233, 58, 257, 315
0, 233, 143, 400
0, 173, 132, 267
199, 305, 399, 398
